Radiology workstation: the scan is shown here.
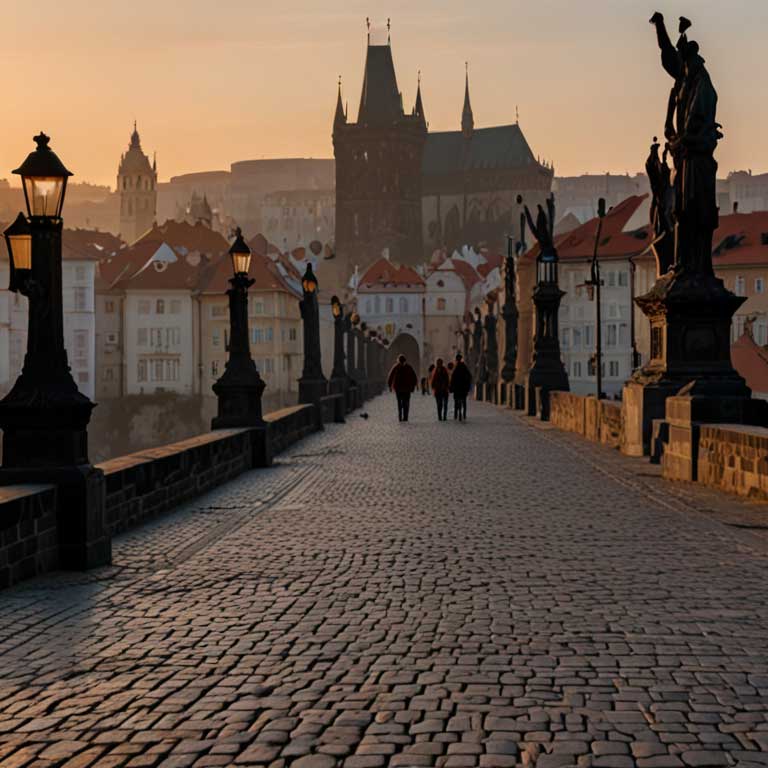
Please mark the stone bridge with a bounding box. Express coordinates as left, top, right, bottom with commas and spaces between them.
1, 395, 768, 767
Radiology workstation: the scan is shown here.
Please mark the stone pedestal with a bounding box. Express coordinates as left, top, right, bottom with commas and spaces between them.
623, 269, 753, 456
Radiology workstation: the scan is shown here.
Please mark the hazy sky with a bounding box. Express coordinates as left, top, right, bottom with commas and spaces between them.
3, 0, 767, 188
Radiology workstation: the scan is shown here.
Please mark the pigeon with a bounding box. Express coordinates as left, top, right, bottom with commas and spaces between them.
359, 413, 369, 420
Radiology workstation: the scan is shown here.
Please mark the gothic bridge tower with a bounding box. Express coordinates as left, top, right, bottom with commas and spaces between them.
117, 123, 157, 244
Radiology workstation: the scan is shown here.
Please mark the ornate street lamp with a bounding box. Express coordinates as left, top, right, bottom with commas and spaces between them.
484, 299, 499, 403
583, 198, 606, 399
212, 228, 266, 429
0, 133, 109, 570
329, 294, 347, 395
298, 263, 327, 404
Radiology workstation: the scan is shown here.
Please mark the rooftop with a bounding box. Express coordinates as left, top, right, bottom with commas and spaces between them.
358, 257, 425, 292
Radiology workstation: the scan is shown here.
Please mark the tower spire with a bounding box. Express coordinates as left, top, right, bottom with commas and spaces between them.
334, 76, 346, 129
130, 120, 141, 149
413, 71, 426, 128
461, 62, 474, 139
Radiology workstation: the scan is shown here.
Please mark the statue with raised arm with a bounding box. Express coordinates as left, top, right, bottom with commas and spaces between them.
649, 12, 721, 275
524, 194, 556, 256
645, 136, 675, 276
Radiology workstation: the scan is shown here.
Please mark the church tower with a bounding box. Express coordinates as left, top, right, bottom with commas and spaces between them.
332, 25, 427, 290
117, 123, 157, 244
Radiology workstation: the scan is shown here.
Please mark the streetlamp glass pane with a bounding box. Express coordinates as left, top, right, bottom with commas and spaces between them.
232, 252, 250, 275
8, 233, 32, 271
23, 176, 64, 217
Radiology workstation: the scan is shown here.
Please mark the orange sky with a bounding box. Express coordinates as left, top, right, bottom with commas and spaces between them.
2, 0, 767, 188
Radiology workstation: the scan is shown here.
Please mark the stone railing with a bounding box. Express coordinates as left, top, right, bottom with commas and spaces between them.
550, 391, 622, 449
0, 391, 370, 589
696, 424, 768, 499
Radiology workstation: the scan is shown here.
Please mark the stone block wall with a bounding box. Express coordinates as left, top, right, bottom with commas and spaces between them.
0, 484, 58, 588
550, 392, 622, 450
697, 424, 768, 499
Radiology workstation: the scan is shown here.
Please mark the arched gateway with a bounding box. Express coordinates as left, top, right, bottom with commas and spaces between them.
386, 333, 421, 377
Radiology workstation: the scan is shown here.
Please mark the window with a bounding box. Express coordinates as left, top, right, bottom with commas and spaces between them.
756, 278, 765, 294
561, 328, 571, 350
606, 324, 618, 347
619, 323, 629, 346
74, 287, 87, 311
137, 328, 148, 346
618, 271, 629, 287
573, 361, 582, 378
254, 302, 264, 315
584, 325, 594, 348
211, 360, 219, 377
252, 327, 264, 344
166, 327, 181, 347
572, 328, 582, 350
385, 298, 394, 313
266, 327, 273, 342
103, 368, 114, 382
138, 300, 151, 315
607, 302, 619, 319
264, 358, 274, 374
105, 300, 115, 314
212, 330, 220, 347
735, 276, 746, 296
436, 298, 446, 311
211, 305, 227, 318
156, 299, 165, 314
75, 266, 86, 282
609, 360, 619, 377
365, 299, 372, 314
399, 298, 408, 313
607, 272, 616, 288
106, 332, 118, 345
289, 327, 297, 341
137, 359, 147, 382
374, 296, 381, 313
170, 300, 181, 314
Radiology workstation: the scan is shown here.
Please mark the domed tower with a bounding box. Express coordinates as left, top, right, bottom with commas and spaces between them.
117, 122, 157, 243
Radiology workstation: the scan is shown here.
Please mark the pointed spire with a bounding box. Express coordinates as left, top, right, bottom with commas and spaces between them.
130, 120, 141, 149
413, 71, 426, 128
334, 76, 346, 129
462, 62, 474, 139
152, 151, 157, 173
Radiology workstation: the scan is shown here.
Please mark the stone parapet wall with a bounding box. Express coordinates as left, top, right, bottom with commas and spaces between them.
0, 484, 58, 588
697, 424, 768, 499
550, 392, 623, 450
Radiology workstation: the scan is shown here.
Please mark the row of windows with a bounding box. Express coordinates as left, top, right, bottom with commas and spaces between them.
138, 299, 182, 316
570, 359, 621, 379
137, 327, 181, 348
210, 326, 297, 347
569, 270, 630, 291
561, 323, 630, 351
137, 358, 179, 383
211, 356, 288, 378
363, 297, 415, 315
731, 276, 765, 296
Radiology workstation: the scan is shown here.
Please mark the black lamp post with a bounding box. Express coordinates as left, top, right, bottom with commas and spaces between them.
212, 228, 267, 429
484, 299, 499, 403
330, 295, 347, 395
298, 263, 327, 404
358, 320, 369, 395
500, 236, 519, 389
583, 198, 607, 399
0, 133, 109, 569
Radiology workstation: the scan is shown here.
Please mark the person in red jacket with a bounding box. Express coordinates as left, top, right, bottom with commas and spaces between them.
430, 358, 451, 421
387, 354, 418, 422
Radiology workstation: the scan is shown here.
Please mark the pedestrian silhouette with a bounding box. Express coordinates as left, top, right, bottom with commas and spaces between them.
387, 354, 418, 422
430, 358, 451, 421
450, 352, 472, 422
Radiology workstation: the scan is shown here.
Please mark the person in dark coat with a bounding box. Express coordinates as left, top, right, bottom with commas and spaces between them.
430, 358, 450, 421
387, 354, 418, 422
450, 352, 473, 422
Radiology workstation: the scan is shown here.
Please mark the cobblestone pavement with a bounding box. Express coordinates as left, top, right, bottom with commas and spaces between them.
2, 395, 768, 768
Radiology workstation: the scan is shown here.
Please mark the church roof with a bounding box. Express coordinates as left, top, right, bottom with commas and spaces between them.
422, 123, 539, 175
118, 123, 155, 176
357, 44, 403, 125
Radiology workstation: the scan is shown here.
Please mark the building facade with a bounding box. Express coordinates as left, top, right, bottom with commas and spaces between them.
117, 123, 158, 244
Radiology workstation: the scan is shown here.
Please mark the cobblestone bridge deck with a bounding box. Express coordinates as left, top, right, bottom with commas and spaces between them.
2, 395, 768, 768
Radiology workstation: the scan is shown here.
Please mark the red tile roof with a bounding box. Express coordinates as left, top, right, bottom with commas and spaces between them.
146, 220, 229, 255
198, 251, 300, 297
553, 195, 651, 261
449, 258, 482, 290
732, 333, 768, 394
712, 210, 768, 267
63, 229, 125, 262
358, 257, 425, 292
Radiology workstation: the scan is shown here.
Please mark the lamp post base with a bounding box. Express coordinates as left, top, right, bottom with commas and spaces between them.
299, 377, 328, 406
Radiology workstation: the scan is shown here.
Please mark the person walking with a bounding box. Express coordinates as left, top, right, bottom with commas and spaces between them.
430, 358, 450, 421
387, 354, 418, 422
450, 352, 472, 422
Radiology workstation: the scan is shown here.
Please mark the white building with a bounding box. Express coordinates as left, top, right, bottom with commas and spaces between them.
357, 257, 426, 349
